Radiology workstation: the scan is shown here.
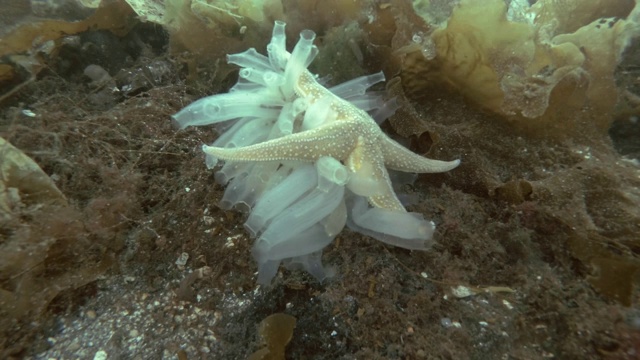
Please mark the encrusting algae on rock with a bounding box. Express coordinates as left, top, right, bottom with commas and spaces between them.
173, 21, 459, 284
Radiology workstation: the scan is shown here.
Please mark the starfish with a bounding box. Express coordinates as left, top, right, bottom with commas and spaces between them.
203, 71, 460, 212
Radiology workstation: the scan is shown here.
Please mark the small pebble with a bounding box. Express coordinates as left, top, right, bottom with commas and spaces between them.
86, 310, 97, 319
93, 350, 107, 360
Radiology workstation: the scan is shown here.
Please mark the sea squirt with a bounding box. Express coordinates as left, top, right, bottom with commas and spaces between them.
173, 21, 459, 284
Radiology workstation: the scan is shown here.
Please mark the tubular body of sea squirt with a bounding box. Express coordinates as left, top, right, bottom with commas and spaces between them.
172, 22, 459, 284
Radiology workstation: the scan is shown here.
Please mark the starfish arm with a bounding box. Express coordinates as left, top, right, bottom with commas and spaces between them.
203, 120, 360, 163
295, 71, 331, 102
368, 179, 407, 212
381, 136, 460, 173
345, 138, 407, 212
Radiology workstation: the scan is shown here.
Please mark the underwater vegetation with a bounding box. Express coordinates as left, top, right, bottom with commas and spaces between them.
397, 0, 640, 137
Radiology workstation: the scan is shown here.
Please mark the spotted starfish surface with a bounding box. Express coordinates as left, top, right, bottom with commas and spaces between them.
203, 71, 460, 212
